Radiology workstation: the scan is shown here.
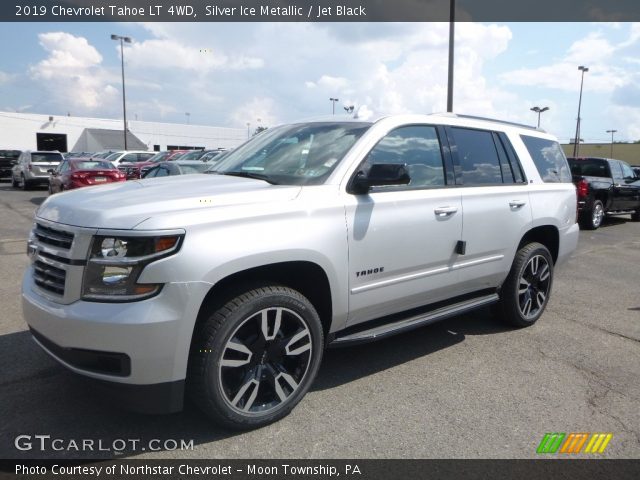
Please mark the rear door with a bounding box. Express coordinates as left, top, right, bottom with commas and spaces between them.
447, 127, 532, 292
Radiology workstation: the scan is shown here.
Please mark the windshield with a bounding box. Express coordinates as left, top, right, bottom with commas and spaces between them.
148, 151, 172, 163
105, 152, 122, 161
177, 150, 205, 161
210, 122, 370, 185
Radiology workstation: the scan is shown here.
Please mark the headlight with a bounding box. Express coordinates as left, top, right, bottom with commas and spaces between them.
82, 234, 183, 302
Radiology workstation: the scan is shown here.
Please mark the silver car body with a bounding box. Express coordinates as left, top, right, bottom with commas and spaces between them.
12, 150, 64, 185
22, 114, 579, 405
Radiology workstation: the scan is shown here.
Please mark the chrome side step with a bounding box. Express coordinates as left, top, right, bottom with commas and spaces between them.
330, 293, 499, 347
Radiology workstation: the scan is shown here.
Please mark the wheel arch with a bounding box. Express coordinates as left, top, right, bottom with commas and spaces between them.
518, 225, 559, 264
193, 261, 334, 341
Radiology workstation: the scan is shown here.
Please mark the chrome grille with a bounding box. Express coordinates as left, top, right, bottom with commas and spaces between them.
34, 223, 74, 250
33, 260, 66, 295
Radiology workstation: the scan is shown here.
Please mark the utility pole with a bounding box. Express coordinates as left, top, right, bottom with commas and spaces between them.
573, 66, 589, 157
606, 129, 617, 158
446, 0, 455, 112
111, 34, 132, 150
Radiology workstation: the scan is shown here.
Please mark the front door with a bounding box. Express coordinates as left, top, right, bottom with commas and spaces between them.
344, 125, 463, 327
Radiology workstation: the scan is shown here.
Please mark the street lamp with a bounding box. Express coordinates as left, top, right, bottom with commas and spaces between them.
329, 97, 339, 115
573, 65, 589, 157
446, 0, 455, 112
530, 106, 549, 128
111, 34, 132, 150
606, 129, 617, 158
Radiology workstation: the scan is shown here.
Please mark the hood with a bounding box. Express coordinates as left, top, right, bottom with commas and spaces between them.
36, 174, 302, 230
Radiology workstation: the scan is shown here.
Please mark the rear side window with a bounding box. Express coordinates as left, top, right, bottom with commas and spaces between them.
449, 127, 502, 185
520, 135, 571, 183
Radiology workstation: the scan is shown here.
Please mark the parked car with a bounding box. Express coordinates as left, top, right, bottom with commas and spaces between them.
142, 160, 212, 178
11, 150, 64, 190
63, 152, 94, 159
90, 151, 117, 160
103, 151, 155, 167
48, 159, 126, 194
0, 149, 21, 179
22, 113, 578, 429
567, 157, 640, 229
119, 150, 191, 179
172, 149, 206, 161
200, 149, 227, 162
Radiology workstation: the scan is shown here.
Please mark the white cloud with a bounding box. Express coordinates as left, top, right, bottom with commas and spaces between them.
30, 32, 119, 112
229, 97, 278, 129
0, 71, 15, 85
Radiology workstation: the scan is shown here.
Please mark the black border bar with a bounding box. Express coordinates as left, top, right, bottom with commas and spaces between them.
2, 459, 640, 480
3, 0, 640, 22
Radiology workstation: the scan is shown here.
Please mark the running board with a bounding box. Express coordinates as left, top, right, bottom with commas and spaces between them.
330, 293, 499, 347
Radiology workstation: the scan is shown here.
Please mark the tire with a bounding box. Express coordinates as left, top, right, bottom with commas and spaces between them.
496, 242, 554, 328
11, 175, 18, 188
631, 210, 640, 222
20, 174, 30, 191
188, 285, 324, 430
580, 200, 604, 230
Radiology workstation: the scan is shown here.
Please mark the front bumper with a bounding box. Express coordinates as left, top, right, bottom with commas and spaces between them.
22, 270, 211, 412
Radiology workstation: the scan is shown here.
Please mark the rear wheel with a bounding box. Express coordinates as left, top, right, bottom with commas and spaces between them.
497, 242, 554, 328
580, 200, 604, 230
20, 174, 30, 191
188, 285, 324, 430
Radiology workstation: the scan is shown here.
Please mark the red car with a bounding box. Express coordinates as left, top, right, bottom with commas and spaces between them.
48, 158, 126, 194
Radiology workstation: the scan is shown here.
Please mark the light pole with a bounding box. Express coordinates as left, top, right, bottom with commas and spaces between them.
111, 34, 132, 150
606, 129, 617, 158
573, 65, 589, 157
446, 0, 455, 112
329, 97, 339, 115
530, 106, 549, 128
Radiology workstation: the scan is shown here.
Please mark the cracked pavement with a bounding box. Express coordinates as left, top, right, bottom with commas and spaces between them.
0, 182, 638, 459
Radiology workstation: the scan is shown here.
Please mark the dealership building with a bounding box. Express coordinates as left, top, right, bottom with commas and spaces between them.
0, 111, 247, 153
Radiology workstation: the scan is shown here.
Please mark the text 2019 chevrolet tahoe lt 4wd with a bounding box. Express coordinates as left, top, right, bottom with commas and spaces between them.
22, 113, 578, 429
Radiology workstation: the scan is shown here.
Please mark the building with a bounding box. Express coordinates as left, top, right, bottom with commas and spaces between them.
0, 111, 247, 152
561, 143, 640, 164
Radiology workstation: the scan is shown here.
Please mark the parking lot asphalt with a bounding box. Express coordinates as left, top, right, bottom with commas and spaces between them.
0, 181, 638, 460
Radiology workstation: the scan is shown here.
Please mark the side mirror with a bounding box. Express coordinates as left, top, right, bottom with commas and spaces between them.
351, 163, 411, 194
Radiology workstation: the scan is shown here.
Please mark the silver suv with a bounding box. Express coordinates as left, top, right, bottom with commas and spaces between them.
12, 150, 64, 190
22, 113, 578, 429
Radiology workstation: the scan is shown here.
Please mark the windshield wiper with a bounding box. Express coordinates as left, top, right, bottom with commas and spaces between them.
213, 171, 279, 185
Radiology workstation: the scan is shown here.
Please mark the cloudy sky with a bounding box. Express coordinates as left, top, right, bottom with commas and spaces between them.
0, 22, 639, 142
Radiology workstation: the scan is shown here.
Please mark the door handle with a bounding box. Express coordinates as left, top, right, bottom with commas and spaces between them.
434, 206, 458, 217
509, 200, 526, 208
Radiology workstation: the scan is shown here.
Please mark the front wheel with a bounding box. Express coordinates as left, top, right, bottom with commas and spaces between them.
497, 242, 554, 328
188, 285, 324, 430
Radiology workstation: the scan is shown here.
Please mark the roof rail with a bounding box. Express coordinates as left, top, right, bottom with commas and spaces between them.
430, 112, 544, 132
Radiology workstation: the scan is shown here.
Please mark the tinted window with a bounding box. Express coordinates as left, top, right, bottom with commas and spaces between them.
521, 135, 571, 183
31, 152, 63, 163
450, 128, 502, 185
568, 158, 609, 178
366, 125, 445, 189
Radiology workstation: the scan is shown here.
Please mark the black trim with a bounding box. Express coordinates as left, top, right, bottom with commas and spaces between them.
331, 288, 498, 347
30, 328, 131, 377
83, 377, 185, 415
39, 250, 86, 266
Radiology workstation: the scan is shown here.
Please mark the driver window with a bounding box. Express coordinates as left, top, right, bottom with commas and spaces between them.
620, 162, 636, 179
366, 125, 445, 189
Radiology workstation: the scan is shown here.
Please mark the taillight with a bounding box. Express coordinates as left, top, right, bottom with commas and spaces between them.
28, 164, 32, 171
71, 172, 88, 181
577, 179, 588, 198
